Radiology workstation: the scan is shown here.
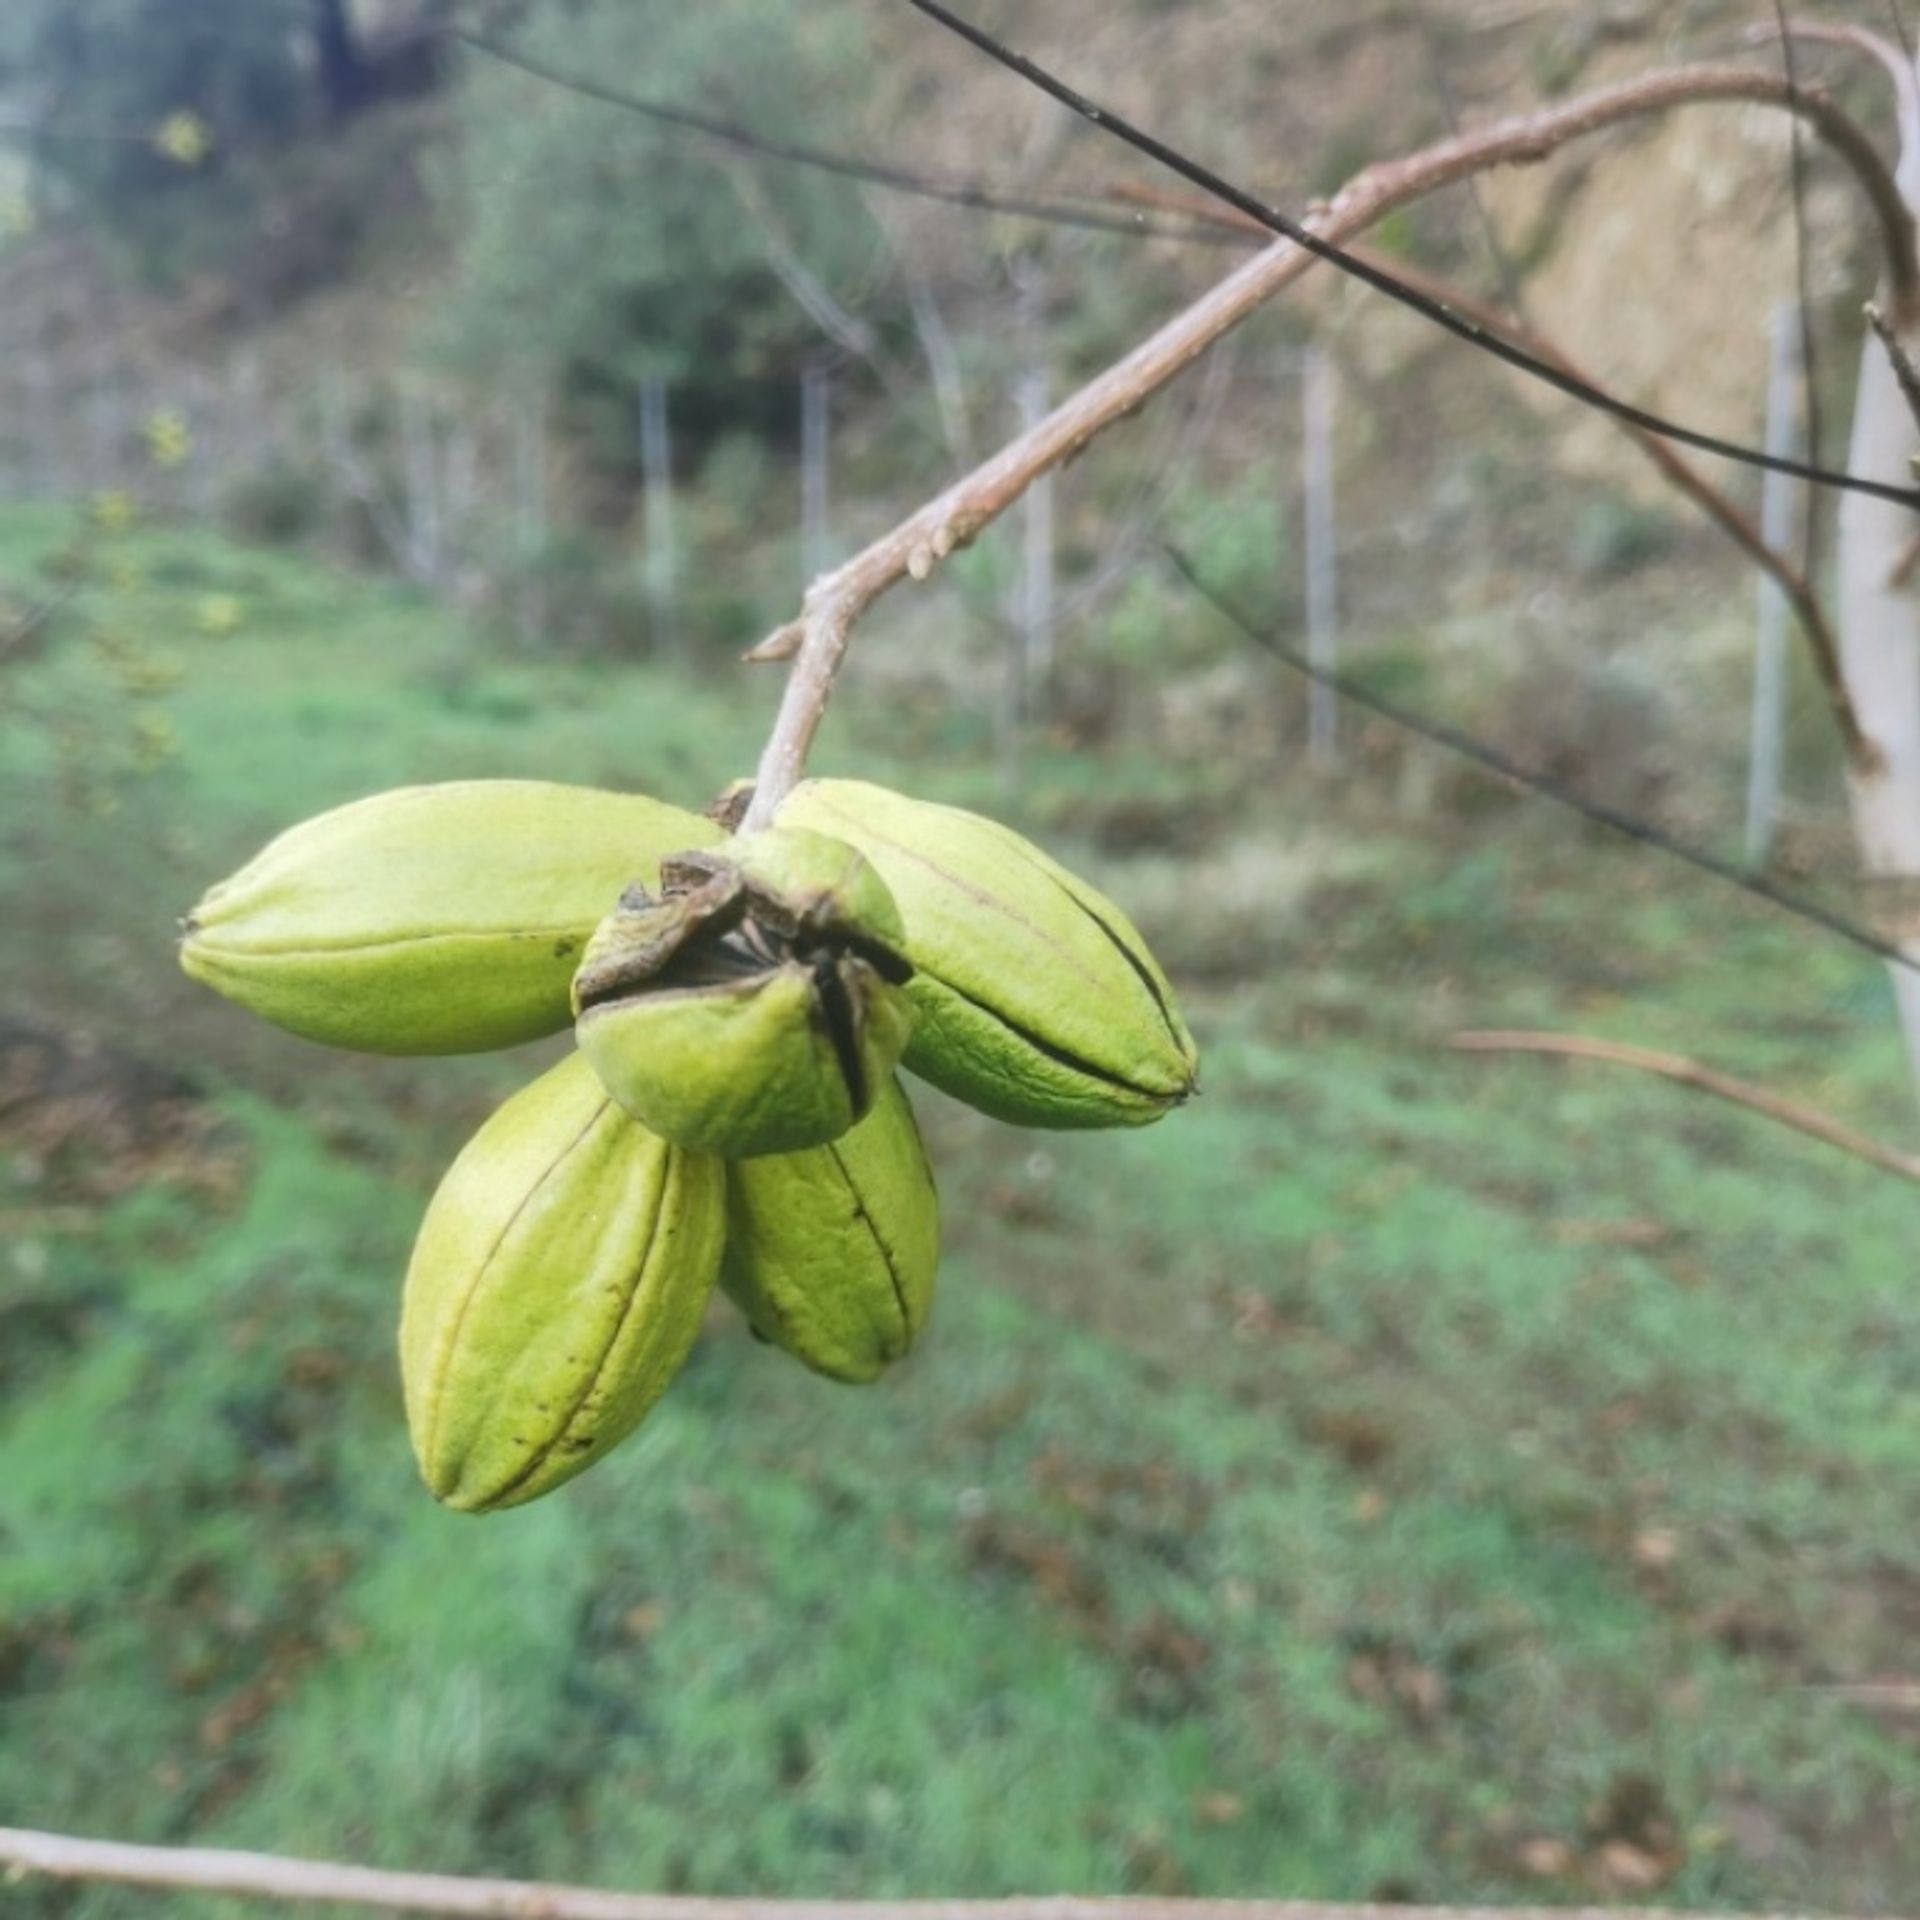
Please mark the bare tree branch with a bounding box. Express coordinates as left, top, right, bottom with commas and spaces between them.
727, 168, 882, 367
457, 31, 1236, 249
897, 249, 976, 467
1891, 524, 1920, 589
1758, 21, 1920, 139
738, 61, 1915, 824
1868, 300, 1920, 438
0, 1827, 1897, 1920
1339, 246, 1874, 770
1108, 181, 1867, 760
1450, 1031, 1920, 1183
0, 573, 84, 666
904, 0, 1920, 468
1805, 1680, 1920, 1709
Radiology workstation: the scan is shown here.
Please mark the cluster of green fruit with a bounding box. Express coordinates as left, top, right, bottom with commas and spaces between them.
181, 778, 1196, 1513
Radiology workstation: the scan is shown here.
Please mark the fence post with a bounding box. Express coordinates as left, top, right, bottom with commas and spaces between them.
87, 355, 123, 494
639, 376, 679, 656
514, 387, 549, 645
801, 360, 832, 586
1302, 344, 1340, 769
1744, 300, 1803, 868
27, 348, 61, 499
187, 371, 219, 520
904, 264, 973, 467
319, 366, 358, 549
1016, 263, 1055, 723
439, 413, 481, 586
400, 382, 443, 586
228, 350, 265, 477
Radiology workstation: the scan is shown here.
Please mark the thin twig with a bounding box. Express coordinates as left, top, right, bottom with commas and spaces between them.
0, 574, 84, 665
738, 60, 1916, 826
1891, 523, 1920, 588
1450, 1031, 1920, 1183
1771, 1, 1829, 577
1100, 195, 1854, 734
727, 169, 882, 366
1757, 21, 1920, 133
898, 252, 977, 466
455, 31, 1239, 248
1417, 13, 1527, 318
1340, 246, 1874, 770
904, 0, 1920, 484
1804, 1681, 1920, 1708
1170, 552, 1917, 977
0, 1828, 1897, 1920
1868, 301, 1920, 436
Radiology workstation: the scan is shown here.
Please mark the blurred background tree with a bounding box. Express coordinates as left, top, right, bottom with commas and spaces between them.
433, 0, 888, 450
0, 0, 456, 275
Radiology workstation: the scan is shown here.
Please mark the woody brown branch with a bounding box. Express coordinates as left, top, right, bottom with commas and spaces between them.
1892, 525, 1920, 591
1450, 1031, 1920, 1183
1760, 21, 1920, 126
1868, 303, 1920, 441
739, 61, 1915, 826
1128, 190, 1868, 760
1344, 247, 1876, 771
1, 1826, 1903, 1920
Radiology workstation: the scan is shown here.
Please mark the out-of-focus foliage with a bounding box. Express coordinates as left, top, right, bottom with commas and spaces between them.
0, 0, 408, 274
433, 0, 887, 444
0, 0, 304, 204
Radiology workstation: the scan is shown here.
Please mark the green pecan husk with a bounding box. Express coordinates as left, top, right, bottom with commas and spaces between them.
721, 1075, 939, 1384
400, 1050, 725, 1513
775, 780, 1196, 1129
572, 826, 915, 1159
181, 780, 720, 1055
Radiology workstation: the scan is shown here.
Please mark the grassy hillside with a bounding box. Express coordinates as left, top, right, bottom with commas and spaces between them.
3, 509, 1919, 1912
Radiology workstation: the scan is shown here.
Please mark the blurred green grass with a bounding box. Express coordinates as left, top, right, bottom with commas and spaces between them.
2, 507, 1918, 1913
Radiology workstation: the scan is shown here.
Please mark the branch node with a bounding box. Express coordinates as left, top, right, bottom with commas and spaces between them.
745, 621, 804, 664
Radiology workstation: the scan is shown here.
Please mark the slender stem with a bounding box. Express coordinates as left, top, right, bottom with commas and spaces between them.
0, 1827, 1885, 1920
1868, 301, 1920, 436
1891, 524, 1920, 589
1761, 21, 1920, 131
738, 61, 1915, 826
1451, 1031, 1920, 1183
1339, 244, 1873, 771
0, 573, 84, 665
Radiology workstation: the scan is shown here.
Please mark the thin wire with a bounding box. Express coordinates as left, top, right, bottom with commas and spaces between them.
900, 0, 1920, 513
1163, 547, 1916, 979
455, 31, 1245, 249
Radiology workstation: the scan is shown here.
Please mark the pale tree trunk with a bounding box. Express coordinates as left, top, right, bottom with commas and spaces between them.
1837, 74, 1920, 1100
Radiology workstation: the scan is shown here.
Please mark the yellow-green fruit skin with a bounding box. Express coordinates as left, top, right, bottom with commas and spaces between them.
180, 781, 721, 1056
721, 1077, 938, 1384
776, 780, 1196, 1129
571, 827, 917, 1160
399, 1052, 725, 1513
577, 962, 912, 1160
